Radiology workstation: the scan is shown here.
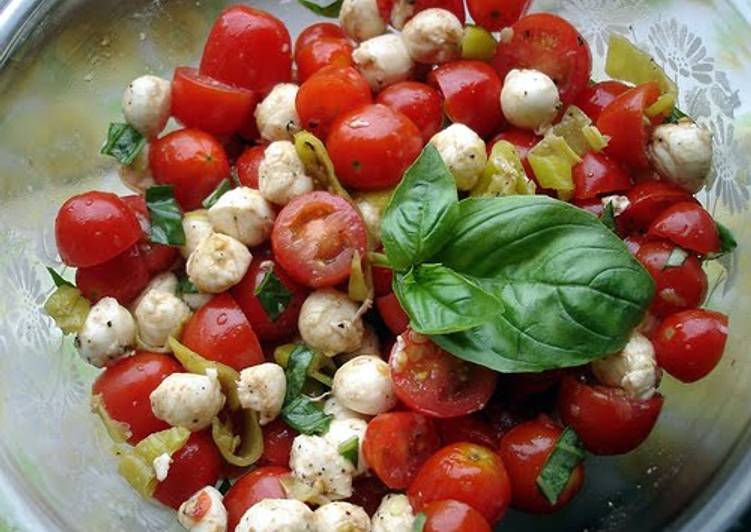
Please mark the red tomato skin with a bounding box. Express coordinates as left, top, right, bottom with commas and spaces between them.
236, 145, 266, 189
259, 419, 297, 467
437, 414, 499, 449
621, 181, 697, 232
499, 417, 584, 513
408, 443, 512, 524
647, 202, 721, 255
372, 265, 394, 297
489, 128, 540, 180
428, 61, 503, 138
55, 191, 142, 268
295, 22, 348, 53
558, 376, 664, 455
225, 467, 289, 531
149, 128, 230, 211
199, 5, 292, 95
376, 81, 444, 143
75, 245, 150, 305
467, 0, 531, 31
327, 104, 424, 190
415, 0, 466, 23
296, 37, 354, 83
153, 431, 223, 509
574, 81, 630, 122
654, 309, 729, 383
376, 292, 410, 335
180, 293, 264, 371
422, 499, 492, 532
572, 152, 632, 200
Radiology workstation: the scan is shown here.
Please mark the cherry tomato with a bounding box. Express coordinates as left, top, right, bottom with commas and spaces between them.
376, 81, 443, 143
224, 466, 289, 531
259, 419, 297, 467
327, 104, 423, 190
372, 265, 394, 297
271, 191, 368, 288
489, 128, 540, 180
620, 181, 697, 232
199, 5, 292, 95
574, 197, 605, 217
409, 442, 512, 524
294, 22, 348, 54
597, 82, 660, 170
422, 499, 492, 532
121, 194, 179, 274
499, 417, 585, 513
415, 0, 466, 23
496, 370, 564, 401
574, 80, 630, 122
235, 145, 266, 189
350, 476, 391, 516
437, 414, 499, 449
363, 412, 441, 489
467, 0, 531, 31
389, 329, 498, 418
636, 239, 708, 317
180, 292, 264, 371
623, 234, 648, 256
55, 191, 142, 268
647, 202, 720, 255
153, 431, 223, 509
75, 245, 150, 305
296, 37, 354, 83
149, 128, 230, 211
492, 13, 592, 105
572, 152, 632, 200
296, 65, 373, 140
654, 309, 729, 383
376, 292, 410, 335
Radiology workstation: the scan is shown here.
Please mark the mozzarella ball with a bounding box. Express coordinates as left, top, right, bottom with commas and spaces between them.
152, 452, 172, 483
601, 194, 631, 216
177, 486, 228, 532
353, 34, 414, 92
150, 369, 226, 431
118, 145, 155, 193
258, 141, 314, 206
237, 363, 286, 426
354, 196, 384, 244
76, 297, 136, 367
324, 418, 369, 476
134, 288, 191, 350
182, 292, 213, 311
181, 210, 214, 259
323, 397, 369, 422
501, 69, 561, 131
186, 233, 252, 293
401, 8, 463, 64
389, 0, 416, 29
333, 356, 396, 415
236, 499, 314, 532
648, 121, 713, 193
430, 124, 488, 190
208, 187, 275, 246
290, 434, 355, 500
255, 83, 301, 142
372, 494, 415, 532
592, 332, 661, 400
339, 0, 386, 42
121, 75, 171, 138
313, 502, 371, 532
343, 325, 381, 360
299, 289, 365, 356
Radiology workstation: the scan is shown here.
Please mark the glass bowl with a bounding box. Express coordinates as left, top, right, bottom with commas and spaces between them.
0, 0, 749, 530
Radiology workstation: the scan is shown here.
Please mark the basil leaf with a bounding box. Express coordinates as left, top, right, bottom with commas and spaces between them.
664, 246, 688, 268
338, 436, 359, 468
100, 122, 146, 165
394, 264, 504, 335
282, 396, 333, 435
284, 345, 316, 405
432, 196, 655, 373
665, 106, 689, 124
381, 144, 459, 271
177, 275, 198, 295
202, 178, 232, 209
146, 186, 186, 246
298, 0, 343, 17
413, 513, 427, 532
255, 267, 293, 321
601, 201, 617, 233
706, 221, 738, 260
47, 267, 74, 288
217, 478, 232, 495
536, 426, 586, 505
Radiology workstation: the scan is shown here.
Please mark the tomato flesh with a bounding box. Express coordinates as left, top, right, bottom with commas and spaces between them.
621, 181, 697, 232
422, 499, 492, 532
574, 80, 630, 122
376, 81, 444, 143
647, 201, 720, 255
572, 152, 632, 200
224, 466, 289, 531
76, 245, 150, 305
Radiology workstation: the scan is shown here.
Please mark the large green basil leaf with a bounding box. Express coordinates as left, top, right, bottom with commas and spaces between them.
381, 144, 459, 271
432, 196, 654, 373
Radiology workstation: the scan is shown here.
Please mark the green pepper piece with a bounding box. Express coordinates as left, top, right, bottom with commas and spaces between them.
212, 409, 264, 467
528, 134, 582, 192
294, 130, 352, 202
471, 140, 536, 197
461, 25, 498, 62
44, 285, 91, 335
117, 427, 190, 498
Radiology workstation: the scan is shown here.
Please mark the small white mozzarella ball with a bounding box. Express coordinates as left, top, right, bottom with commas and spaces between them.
144, 272, 179, 295
592, 332, 661, 400
208, 187, 275, 246
152, 452, 172, 483
324, 418, 369, 476
258, 141, 314, 206
236, 499, 314, 532
121, 75, 171, 138
150, 368, 226, 431
290, 435, 354, 500
299, 289, 365, 356
237, 363, 286, 426
118, 145, 155, 193
181, 210, 214, 259
76, 297, 136, 367
648, 121, 713, 193
389, 0, 416, 29
353, 34, 413, 92
134, 288, 192, 350
177, 486, 227, 532
313, 502, 371, 532
255, 83, 301, 142
372, 494, 415, 532
601, 194, 631, 217
348, 326, 381, 359
339, 0, 387, 42
354, 196, 383, 244
430, 124, 487, 190
186, 233, 252, 293
401, 8, 463, 64
501, 69, 561, 131
323, 397, 369, 422
182, 292, 213, 311
333, 356, 396, 415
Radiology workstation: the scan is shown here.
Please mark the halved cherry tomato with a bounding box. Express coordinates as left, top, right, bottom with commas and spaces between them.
327, 104, 423, 190
572, 152, 632, 200
492, 13, 592, 105
422, 499, 492, 532
224, 466, 289, 531
259, 419, 297, 467
647, 202, 720, 255
597, 82, 660, 170
467, 0, 531, 31
153, 431, 223, 509
363, 411, 441, 489
574, 80, 630, 122
294, 22, 348, 54
620, 181, 697, 232
389, 329, 498, 418
55, 191, 142, 268
372, 265, 394, 297
376, 292, 410, 335
350, 476, 391, 516
654, 309, 729, 383
121, 194, 179, 274
415, 0, 466, 23
499, 417, 585, 513
296, 65, 372, 139
408, 442, 512, 524
428, 61, 503, 138
376, 81, 444, 143
489, 128, 540, 180
236, 145, 266, 189
199, 5, 292, 95
496, 370, 564, 401
296, 37, 354, 83
180, 292, 264, 371
437, 414, 499, 449
150, 128, 230, 211
75, 245, 150, 305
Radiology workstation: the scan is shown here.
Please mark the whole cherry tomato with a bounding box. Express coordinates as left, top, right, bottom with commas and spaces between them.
259, 419, 297, 467
224, 466, 289, 531
647, 201, 720, 255
294, 22, 348, 54
296, 37, 354, 82
236, 145, 266, 189
422, 499, 492, 532
574, 80, 630, 122
620, 181, 697, 232
437, 414, 499, 449
121, 194, 179, 274
376, 81, 444, 143
380, 0, 467, 25
467, 0, 531, 31
75, 245, 150, 305
372, 265, 394, 297
376, 292, 410, 335
572, 152, 632, 200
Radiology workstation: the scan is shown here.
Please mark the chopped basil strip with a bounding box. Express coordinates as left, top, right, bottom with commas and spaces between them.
177, 275, 198, 295
536, 426, 586, 505
665, 106, 689, 124
47, 267, 74, 288
145, 185, 186, 246
413, 512, 427, 532
338, 436, 359, 468
297, 0, 343, 17
707, 222, 738, 260
255, 266, 293, 321
664, 247, 689, 268
100, 122, 146, 165
601, 201, 617, 232
202, 178, 232, 209
284, 345, 317, 404
282, 396, 333, 435
217, 478, 232, 495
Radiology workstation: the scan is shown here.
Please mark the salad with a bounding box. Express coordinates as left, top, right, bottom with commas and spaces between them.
43, 1, 735, 531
